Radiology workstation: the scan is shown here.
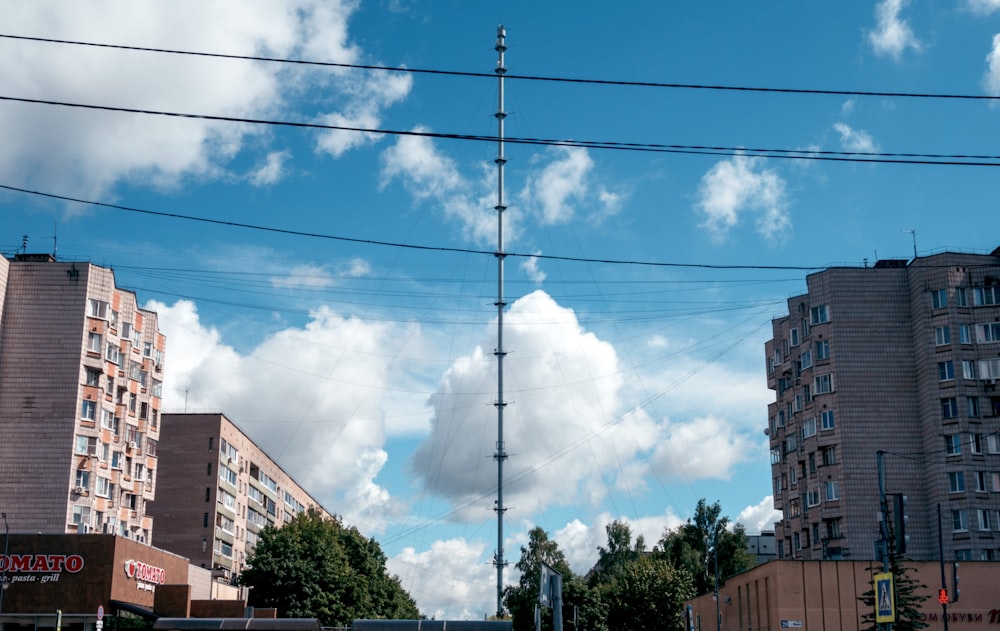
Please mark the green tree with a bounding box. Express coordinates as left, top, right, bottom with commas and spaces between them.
588, 520, 646, 588
657, 499, 755, 595
503, 527, 574, 631
240, 508, 419, 626
858, 552, 929, 631
602, 556, 694, 631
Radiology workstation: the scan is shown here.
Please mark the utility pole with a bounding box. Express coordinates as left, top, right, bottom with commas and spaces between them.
876, 451, 893, 631
491, 24, 509, 620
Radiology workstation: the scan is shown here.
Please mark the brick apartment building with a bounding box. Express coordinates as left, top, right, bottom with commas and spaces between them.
149, 413, 332, 582
766, 246, 1000, 562
0, 254, 165, 541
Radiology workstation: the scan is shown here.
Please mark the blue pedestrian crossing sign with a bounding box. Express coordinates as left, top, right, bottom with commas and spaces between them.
874, 572, 895, 623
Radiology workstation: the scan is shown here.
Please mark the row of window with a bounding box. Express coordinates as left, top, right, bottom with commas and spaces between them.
946, 470, 1000, 494
935, 323, 1000, 346
941, 396, 1000, 419
931, 286, 1000, 309
938, 358, 1000, 382
951, 507, 1000, 533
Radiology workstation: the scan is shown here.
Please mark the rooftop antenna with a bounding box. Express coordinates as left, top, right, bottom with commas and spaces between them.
52, 220, 58, 260
21, 234, 28, 255
491, 23, 509, 620
903, 228, 917, 259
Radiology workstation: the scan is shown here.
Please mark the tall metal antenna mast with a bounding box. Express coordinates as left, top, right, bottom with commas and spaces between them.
492, 24, 509, 620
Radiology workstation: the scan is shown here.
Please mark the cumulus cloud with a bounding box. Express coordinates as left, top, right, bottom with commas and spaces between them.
833, 122, 880, 153
389, 538, 495, 620
147, 298, 427, 533
695, 154, 790, 242
248, 151, 291, 187
379, 130, 499, 244
410, 290, 653, 516
315, 71, 413, 157
965, 0, 1000, 14
984, 34, 1000, 96
646, 415, 757, 481
736, 496, 782, 534
0, 1, 408, 201
520, 254, 546, 285
868, 0, 922, 59
519, 146, 594, 224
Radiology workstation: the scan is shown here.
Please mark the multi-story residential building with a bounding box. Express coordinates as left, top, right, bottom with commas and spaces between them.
0, 254, 165, 540
765, 246, 1000, 563
149, 412, 332, 581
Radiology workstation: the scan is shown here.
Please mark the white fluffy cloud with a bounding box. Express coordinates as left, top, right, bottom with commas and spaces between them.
0, 1, 408, 199
737, 496, 782, 534
519, 146, 593, 224
868, 0, 922, 60
966, 0, 1000, 14
833, 122, 880, 154
984, 34, 1000, 96
389, 538, 495, 620
695, 155, 790, 242
147, 298, 425, 533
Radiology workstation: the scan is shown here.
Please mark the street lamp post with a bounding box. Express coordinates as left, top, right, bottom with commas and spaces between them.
1, 512, 9, 616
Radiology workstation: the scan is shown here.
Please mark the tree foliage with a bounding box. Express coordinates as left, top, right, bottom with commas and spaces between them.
503, 527, 574, 631
602, 556, 694, 631
657, 499, 755, 595
240, 508, 420, 626
858, 552, 929, 631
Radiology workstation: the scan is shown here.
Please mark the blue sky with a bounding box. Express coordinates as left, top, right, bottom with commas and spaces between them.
3, 0, 1000, 619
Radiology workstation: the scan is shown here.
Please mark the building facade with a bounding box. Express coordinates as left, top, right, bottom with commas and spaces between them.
686, 559, 1000, 631
0, 255, 165, 540
766, 247, 1000, 562
149, 413, 332, 582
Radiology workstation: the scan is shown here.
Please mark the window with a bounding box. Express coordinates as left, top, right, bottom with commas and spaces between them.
807, 487, 821, 507
946, 434, 962, 456
976, 471, 989, 492
218, 488, 237, 510
134, 464, 145, 482
106, 343, 121, 364
956, 288, 969, 307
976, 322, 1000, 343
217, 513, 235, 534
810, 305, 830, 325
72, 505, 91, 528
770, 448, 781, 465
989, 435, 1000, 455
952, 509, 968, 532
982, 549, 997, 561
808, 452, 816, 474
81, 400, 96, 420
822, 446, 836, 466
938, 361, 955, 381
955, 549, 973, 561
773, 476, 782, 494
821, 410, 835, 430
802, 417, 817, 438
932, 289, 948, 309
825, 481, 839, 500
75, 470, 90, 489
95, 476, 111, 498
101, 409, 114, 430
790, 328, 800, 346
219, 466, 237, 486
793, 394, 803, 412
935, 326, 951, 346
974, 286, 999, 306
963, 360, 976, 380
789, 466, 798, 487
784, 435, 798, 454
959, 324, 972, 344
800, 349, 813, 370
88, 299, 109, 319
814, 374, 834, 394
979, 509, 992, 531
793, 532, 801, 551
143, 342, 153, 357
971, 433, 984, 454
979, 358, 1000, 380
949, 471, 966, 493
111, 451, 123, 469
75, 435, 97, 456
826, 518, 842, 540
815, 340, 830, 361
87, 332, 102, 353
941, 397, 959, 419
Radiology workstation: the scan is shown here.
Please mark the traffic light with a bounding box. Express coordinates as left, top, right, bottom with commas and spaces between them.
892, 494, 909, 554
938, 588, 949, 605
952, 562, 960, 603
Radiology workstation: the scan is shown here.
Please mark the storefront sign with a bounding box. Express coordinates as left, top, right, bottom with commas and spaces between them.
123, 559, 165, 587
0, 553, 85, 585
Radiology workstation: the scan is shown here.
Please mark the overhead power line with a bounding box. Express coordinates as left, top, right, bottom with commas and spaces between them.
2, 32, 999, 102
3, 94, 1000, 167
0, 183, 826, 271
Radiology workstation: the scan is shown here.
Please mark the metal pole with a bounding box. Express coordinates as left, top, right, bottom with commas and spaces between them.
876, 451, 892, 631
938, 505, 949, 631
492, 24, 509, 620
552, 572, 563, 631
714, 550, 721, 631
1, 512, 9, 616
